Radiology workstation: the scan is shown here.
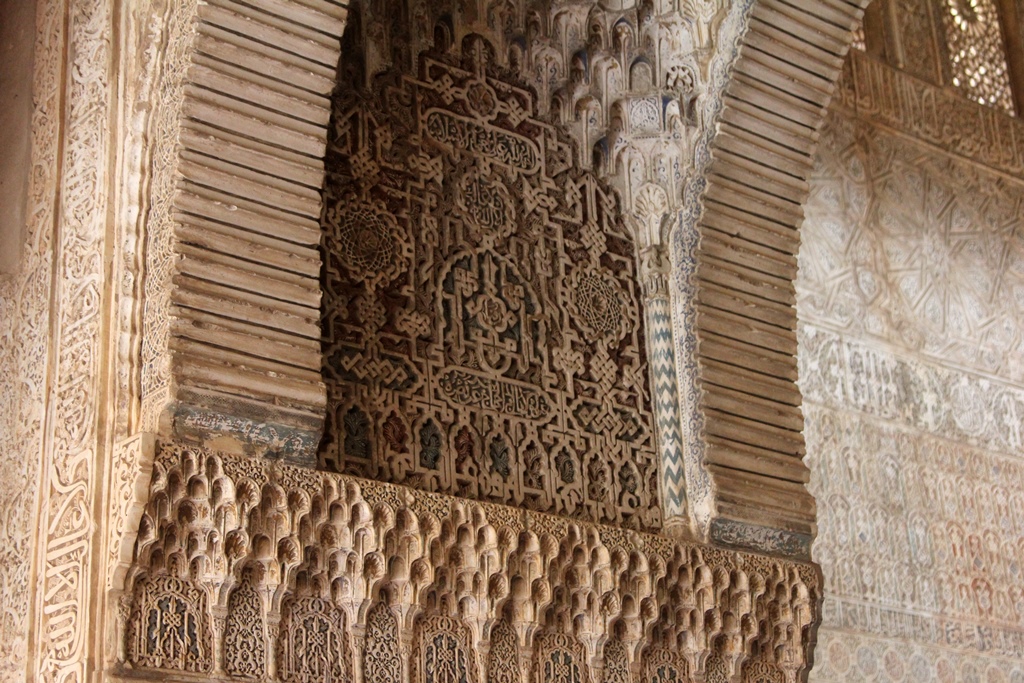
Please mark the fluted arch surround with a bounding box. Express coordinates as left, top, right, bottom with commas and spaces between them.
132, 0, 867, 616
679, 0, 869, 556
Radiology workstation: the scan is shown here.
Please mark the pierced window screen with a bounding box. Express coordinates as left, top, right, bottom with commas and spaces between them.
942, 0, 1015, 112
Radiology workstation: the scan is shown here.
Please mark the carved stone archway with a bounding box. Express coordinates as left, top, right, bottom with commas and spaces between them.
92, 0, 872, 681
129, 0, 870, 557
684, 0, 871, 556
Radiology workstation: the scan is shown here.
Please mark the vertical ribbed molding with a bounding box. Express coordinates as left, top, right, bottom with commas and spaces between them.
168, 0, 347, 463
698, 0, 867, 557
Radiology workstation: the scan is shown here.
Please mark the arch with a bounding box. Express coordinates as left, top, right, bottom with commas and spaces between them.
680, 0, 871, 556
136, 0, 869, 555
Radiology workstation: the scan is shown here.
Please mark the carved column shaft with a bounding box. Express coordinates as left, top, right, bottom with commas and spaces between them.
639, 245, 691, 534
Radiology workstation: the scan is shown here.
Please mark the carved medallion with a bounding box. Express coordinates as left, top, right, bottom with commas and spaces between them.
457, 166, 515, 238
323, 196, 407, 287
571, 270, 627, 343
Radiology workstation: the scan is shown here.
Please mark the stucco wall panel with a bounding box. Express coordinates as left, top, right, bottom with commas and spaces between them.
801, 110, 1024, 682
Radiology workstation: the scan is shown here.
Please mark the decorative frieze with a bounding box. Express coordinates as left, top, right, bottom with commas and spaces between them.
114, 441, 822, 683
836, 49, 1024, 177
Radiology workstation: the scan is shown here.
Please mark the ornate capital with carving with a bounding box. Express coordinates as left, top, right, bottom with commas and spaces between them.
638, 244, 672, 301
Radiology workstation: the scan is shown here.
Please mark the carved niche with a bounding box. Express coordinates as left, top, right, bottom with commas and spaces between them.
741, 656, 786, 683
487, 619, 522, 683
364, 601, 403, 683
277, 595, 354, 683
125, 574, 214, 673
222, 570, 268, 679
411, 614, 480, 683
602, 638, 632, 683
321, 35, 661, 530
532, 632, 592, 683
642, 646, 689, 682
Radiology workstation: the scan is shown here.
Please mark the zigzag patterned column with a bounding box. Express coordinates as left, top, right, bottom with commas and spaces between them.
640, 245, 690, 535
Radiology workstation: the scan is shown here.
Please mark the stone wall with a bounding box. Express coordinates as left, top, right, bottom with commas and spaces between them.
0, 0, 36, 275
800, 108, 1024, 681
0, 0, 61, 676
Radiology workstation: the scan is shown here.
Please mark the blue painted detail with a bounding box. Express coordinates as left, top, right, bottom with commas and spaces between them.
710, 517, 813, 560
172, 403, 319, 466
644, 298, 689, 519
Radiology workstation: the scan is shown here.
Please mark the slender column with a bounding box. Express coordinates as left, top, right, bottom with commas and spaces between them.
640, 244, 692, 535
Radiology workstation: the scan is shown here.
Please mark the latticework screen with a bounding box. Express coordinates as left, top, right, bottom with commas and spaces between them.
942, 0, 1015, 112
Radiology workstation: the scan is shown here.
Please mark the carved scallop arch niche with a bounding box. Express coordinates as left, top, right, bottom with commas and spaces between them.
135, 0, 868, 559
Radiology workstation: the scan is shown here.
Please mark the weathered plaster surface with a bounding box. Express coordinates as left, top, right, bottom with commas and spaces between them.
0, 0, 60, 677
802, 110, 1024, 682
0, 0, 36, 275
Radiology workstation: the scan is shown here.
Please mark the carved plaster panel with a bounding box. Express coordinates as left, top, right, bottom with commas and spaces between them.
321, 0, 748, 534
835, 50, 1024, 177
800, 110, 1024, 681
802, 328, 1024, 682
802, 112, 1024, 386
321, 38, 662, 530
0, 0, 63, 676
